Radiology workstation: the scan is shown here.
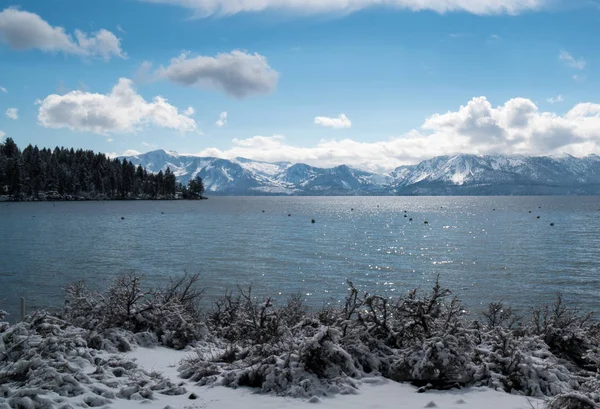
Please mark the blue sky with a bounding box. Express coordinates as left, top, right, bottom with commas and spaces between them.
1, 0, 600, 171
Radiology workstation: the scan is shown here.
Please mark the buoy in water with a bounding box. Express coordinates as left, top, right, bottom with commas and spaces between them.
288, 214, 291, 217
550, 223, 555, 226
121, 216, 125, 220
529, 211, 532, 213
537, 216, 540, 219
409, 218, 413, 221
424, 221, 429, 224
262, 210, 265, 213
404, 214, 407, 218
311, 219, 316, 224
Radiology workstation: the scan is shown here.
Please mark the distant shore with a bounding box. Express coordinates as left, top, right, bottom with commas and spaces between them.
0, 194, 208, 202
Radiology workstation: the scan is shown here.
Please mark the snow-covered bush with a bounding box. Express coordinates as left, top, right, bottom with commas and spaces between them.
63, 272, 206, 349
0, 312, 186, 409
530, 295, 600, 371
179, 279, 600, 403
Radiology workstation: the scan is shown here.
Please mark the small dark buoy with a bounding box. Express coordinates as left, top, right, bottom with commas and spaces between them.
424, 221, 429, 224
262, 210, 265, 213
188, 393, 198, 400
288, 214, 291, 217
404, 210, 407, 213
492, 209, 496, 211
161, 212, 164, 214
409, 218, 413, 221
537, 216, 540, 219
351, 208, 354, 211
528, 211, 532, 213
121, 216, 125, 220
311, 219, 315, 224
404, 214, 407, 218
539, 206, 542, 209
550, 223, 555, 226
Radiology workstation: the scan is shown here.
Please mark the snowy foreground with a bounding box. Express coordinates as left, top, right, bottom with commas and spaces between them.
2, 274, 599, 409
121, 346, 542, 409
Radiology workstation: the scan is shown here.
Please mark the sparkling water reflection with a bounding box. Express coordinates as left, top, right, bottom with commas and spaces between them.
1, 196, 599, 321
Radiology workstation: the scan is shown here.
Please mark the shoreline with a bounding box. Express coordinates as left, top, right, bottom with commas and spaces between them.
0, 195, 208, 202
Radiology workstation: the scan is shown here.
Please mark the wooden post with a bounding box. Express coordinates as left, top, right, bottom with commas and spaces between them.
20, 297, 24, 321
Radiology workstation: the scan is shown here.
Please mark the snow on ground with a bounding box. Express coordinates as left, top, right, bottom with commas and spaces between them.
118, 346, 545, 409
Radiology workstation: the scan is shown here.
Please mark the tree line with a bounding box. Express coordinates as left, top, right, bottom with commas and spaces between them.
0, 138, 205, 200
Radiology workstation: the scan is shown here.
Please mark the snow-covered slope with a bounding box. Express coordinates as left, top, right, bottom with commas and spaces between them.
121, 150, 387, 195
390, 154, 600, 195
121, 150, 600, 195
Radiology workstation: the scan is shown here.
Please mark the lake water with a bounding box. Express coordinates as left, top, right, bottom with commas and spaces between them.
1, 196, 600, 321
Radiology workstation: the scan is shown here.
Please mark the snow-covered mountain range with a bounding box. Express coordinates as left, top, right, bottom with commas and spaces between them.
121, 150, 600, 195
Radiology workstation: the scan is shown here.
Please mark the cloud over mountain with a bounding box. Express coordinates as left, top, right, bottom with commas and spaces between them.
198, 96, 600, 172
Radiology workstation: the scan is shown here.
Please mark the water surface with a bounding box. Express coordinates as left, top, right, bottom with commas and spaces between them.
1, 196, 599, 321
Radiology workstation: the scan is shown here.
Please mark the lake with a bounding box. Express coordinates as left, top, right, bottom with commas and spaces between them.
1, 196, 599, 321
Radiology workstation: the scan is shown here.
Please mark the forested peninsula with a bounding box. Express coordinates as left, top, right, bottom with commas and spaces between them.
0, 138, 205, 201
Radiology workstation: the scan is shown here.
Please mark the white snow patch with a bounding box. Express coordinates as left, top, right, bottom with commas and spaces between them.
110, 347, 544, 409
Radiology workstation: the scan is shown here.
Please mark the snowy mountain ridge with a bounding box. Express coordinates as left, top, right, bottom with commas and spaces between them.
121, 150, 600, 195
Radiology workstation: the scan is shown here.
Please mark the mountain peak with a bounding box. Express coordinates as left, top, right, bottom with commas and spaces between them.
121, 150, 600, 195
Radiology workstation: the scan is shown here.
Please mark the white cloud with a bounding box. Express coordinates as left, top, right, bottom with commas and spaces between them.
547, 94, 563, 104
0, 86, 6, 93
314, 113, 352, 129
0, 8, 125, 60
0, 130, 4, 138
107, 138, 114, 142
197, 96, 600, 173
559, 50, 585, 70
5, 107, 17, 120
37, 78, 197, 134
216, 111, 227, 127
139, 0, 548, 16
184, 106, 195, 116
107, 149, 141, 158
155, 50, 279, 98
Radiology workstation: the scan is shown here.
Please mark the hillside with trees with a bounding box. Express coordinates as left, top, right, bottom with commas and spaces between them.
0, 138, 205, 201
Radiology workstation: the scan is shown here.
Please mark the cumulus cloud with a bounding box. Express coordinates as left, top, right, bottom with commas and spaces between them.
314, 113, 352, 129
0, 8, 125, 60
547, 94, 563, 104
37, 78, 197, 134
197, 96, 600, 172
560, 50, 585, 70
139, 0, 547, 16
107, 149, 141, 158
155, 50, 279, 98
107, 138, 114, 142
0, 86, 6, 93
5, 108, 17, 120
184, 106, 195, 116
216, 111, 228, 127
